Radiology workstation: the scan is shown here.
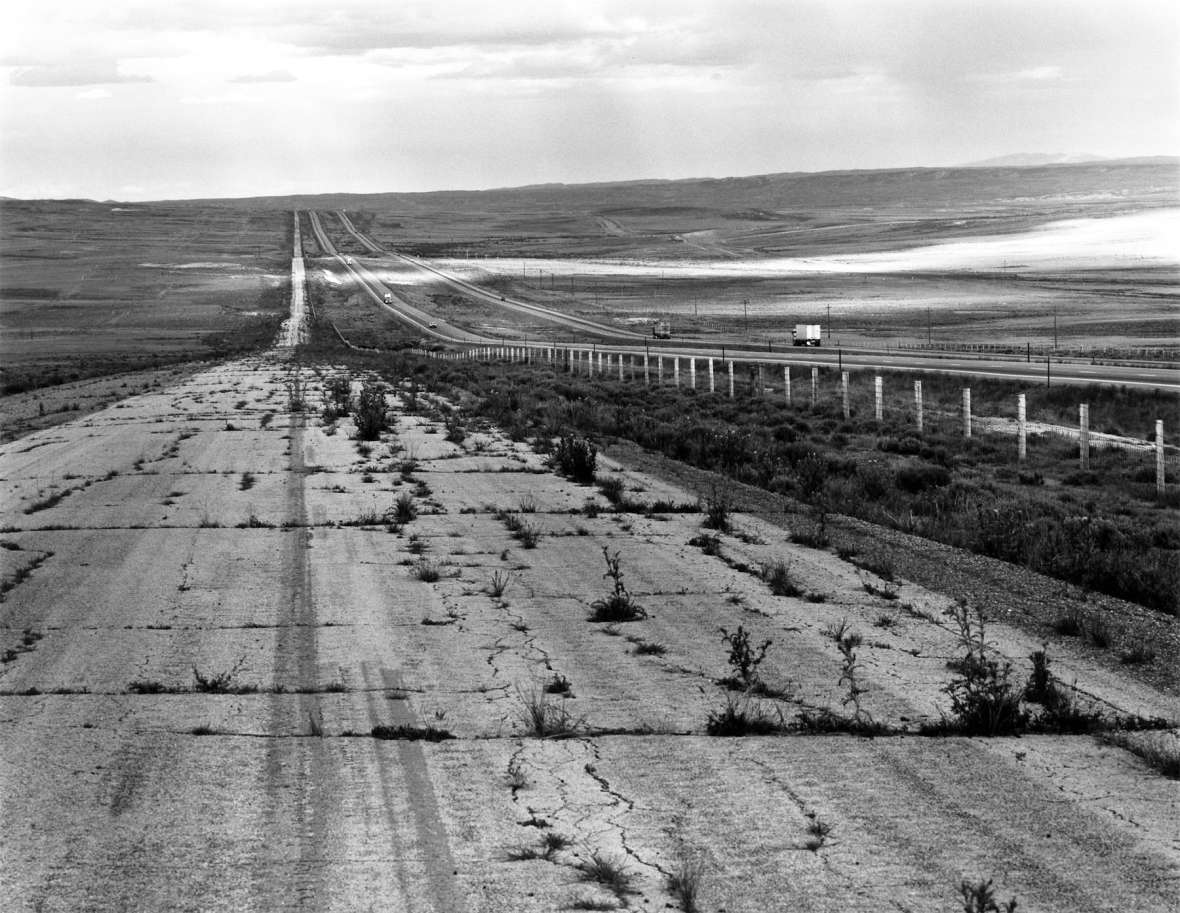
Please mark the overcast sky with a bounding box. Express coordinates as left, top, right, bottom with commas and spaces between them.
2, 0, 1177, 201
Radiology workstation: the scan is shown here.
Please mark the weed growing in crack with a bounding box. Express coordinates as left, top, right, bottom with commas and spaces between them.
706, 695, 788, 736
630, 638, 667, 656
412, 559, 440, 583
667, 850, 706, 913
488, 569, 513, 598
837, 633, 872, 728
959, 878, 1018, 913
718, 625, 772, 690
577, 849, 635, 900
929, 601, 1027, 736
239, 471, 256, 491
192, 658, 255, 694
505, 757, 528, 790
1024, 644, 1056, 705
394, 492, 417, 523
761, 560, 803, 597
514, 521, 541, 549
804, 816, 833, 851
588, 547, 647, 622
517, 684, 584, 738
545, 674, 573, 696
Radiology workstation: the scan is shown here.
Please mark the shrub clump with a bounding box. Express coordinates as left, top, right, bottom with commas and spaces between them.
353, 383, 389, 440
550, 435, 597, 483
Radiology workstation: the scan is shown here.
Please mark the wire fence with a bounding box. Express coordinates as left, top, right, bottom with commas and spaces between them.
416, 344, 1178, 492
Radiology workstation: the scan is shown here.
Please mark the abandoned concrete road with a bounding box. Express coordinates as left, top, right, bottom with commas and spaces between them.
1, 348, 1178, 912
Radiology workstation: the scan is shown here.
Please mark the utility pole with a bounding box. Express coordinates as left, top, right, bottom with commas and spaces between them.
1053, 306, 1058, 351
827, 302, 832, 342
927, 308, 932, 346
743, 299, 749, 334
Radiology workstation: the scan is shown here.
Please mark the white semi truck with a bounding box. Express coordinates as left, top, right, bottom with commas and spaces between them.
792, 324, 822, 346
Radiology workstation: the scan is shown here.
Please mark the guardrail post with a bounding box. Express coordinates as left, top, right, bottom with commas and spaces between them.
962, 388, 972, 439
810, 368, 818, 407
1156, 420, 1165, 495
1079, 404, 1090, 470
874, 375, 883, 422
783, 366, 791, 405
757, 364, 764, 397
657, 355, 664, 385
841, 372, 850, 419
914, 380, 923, 433
728, 360, 735, 398
618, 354, 624, 382
644, 353, 650, 386
674, 357, 681, 388
1017, 394, 1027, 461
598, 351, 604, 375
708, 358, 715, 393
690, 357, 697, 390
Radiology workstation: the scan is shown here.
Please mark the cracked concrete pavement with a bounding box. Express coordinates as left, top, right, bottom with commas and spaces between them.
1, 353, 1177, 912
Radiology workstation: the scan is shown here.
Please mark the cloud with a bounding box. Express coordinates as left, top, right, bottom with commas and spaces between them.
10, 60, 152, 87
228, 68, 296, 83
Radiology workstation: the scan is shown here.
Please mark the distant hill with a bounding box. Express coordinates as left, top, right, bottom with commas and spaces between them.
152, 157, 1178, 215
5, 157, 1177, 213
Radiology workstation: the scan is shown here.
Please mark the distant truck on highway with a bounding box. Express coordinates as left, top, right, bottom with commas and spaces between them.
792, 324, 822, 346
653, 320, 672, 339
383, 292, 393, 304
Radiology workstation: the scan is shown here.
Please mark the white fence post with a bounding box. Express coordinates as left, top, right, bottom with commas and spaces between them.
1079, 404, 1090, 470
1017, 394, 1027, 462
841, 372, 850, 420
811, 368, 818, 407
728, 361, 735, 398
784, 366, 791, 405
962, 388, 972, 439
874, 375, 883, 422
1156, 420, 1165, 496
618, 354, 623, 382
914, 380, 923, 433
657, 355, 664, 384
674, 357, 680, 388
690, 358, 697, 390
644, 353, 650, 386
708, 358, 715, 393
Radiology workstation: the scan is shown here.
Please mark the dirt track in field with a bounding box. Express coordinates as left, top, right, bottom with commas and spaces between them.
1, 353, 1177, 912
